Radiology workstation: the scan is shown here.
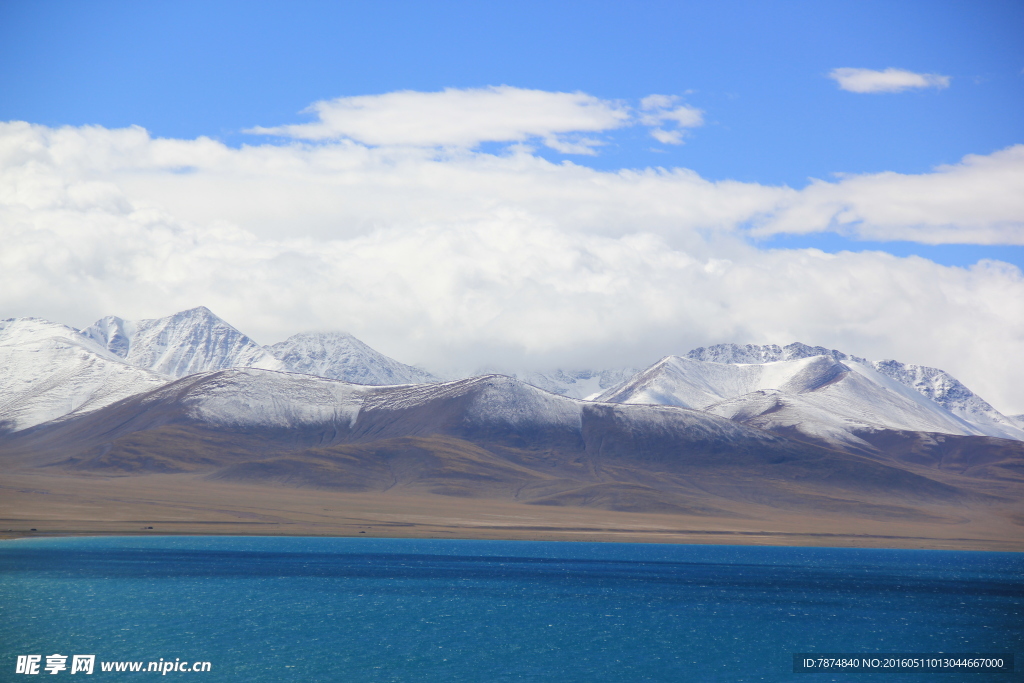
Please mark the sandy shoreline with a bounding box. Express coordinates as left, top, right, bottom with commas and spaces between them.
4, 530, 1021, 552
3, 470, 1022, 551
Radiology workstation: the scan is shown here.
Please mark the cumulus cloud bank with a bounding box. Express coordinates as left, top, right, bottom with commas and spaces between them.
2, 88, 1024, 412
829, 67, 951, 93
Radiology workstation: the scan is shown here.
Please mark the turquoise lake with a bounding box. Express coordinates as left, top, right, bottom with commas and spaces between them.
1, 536, 1021, 681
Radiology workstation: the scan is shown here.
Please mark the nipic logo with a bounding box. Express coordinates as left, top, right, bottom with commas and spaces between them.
15, 654, 210, 674
16, 655, 94, 675
15, 656, 40, 675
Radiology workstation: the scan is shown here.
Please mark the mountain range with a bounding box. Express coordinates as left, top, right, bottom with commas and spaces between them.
3, 306, 1021, 441
2, 306, 1023, 538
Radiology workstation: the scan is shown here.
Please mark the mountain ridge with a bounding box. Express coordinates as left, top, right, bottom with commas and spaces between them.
5, 367, 1001, 519
1, 308, 1020, 447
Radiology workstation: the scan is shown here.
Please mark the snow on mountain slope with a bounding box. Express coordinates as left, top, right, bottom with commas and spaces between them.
685, 343, 1024, 440
0, 317, 170, 432
869, 359, 1021, 438
81, 306, 285, 378
79, 369, 578, 435
700, 389, 880, 454
29, 367, 786, 458
4, 363, 993, 516
822, 360, 992, 435
10, 301, 1022, 448
267, 331, 438, 385
162, 368, 373, 429
405, 374, 584, 431
485, 368, 639, 400
597, 353, 1024, 442
77, 368, 798, 471
596, 355, 850, 411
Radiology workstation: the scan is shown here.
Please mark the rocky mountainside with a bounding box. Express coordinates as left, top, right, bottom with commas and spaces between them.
685, 342, 867, 365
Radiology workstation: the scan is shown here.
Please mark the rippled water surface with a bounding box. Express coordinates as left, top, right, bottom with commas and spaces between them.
1, 536, 1021, 681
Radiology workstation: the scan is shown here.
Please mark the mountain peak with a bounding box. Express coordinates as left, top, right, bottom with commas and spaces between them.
267, 331, 438, 385
685, 342, 867, 365
81, 308, 284, 378
173, 305, 217, 320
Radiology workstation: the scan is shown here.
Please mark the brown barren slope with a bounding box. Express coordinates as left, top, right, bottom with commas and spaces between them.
2, 424, 1022, 550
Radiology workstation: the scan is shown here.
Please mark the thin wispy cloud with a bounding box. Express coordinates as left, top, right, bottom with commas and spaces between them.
829, 67, 951, 93
246, 86, 703, 153
246, 86, 630, 151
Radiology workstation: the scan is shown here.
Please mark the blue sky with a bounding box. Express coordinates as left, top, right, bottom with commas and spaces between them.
2, 0, 1021, 178
3, 0, 1022, 267
2, 0, 1023, 409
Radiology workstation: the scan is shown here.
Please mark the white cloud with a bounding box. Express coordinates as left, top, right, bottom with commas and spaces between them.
829, 67, 951, 93
639, 94, 704, 145
752, 145, 1024, 244
247, 86, 631, 152
2, 107, 1024, 413
247, 86, 705, 153
541, 135, 605, 156
650, 128, 684, 145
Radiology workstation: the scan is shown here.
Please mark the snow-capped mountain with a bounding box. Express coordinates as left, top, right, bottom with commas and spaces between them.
81, 308, 440, 387
596, 354, 979, 434
81, 306, 285, 378
1, 308, 448, 434
6, 303, 1023, 454
685, 343, 1022, 438
266, 331, 438, 385
598, 346, 1024, 445
0, 317, 169, 432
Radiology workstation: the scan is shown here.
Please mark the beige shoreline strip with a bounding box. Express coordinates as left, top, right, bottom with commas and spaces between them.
1, 471, 1021, 552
